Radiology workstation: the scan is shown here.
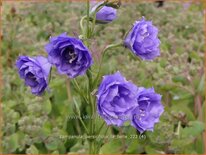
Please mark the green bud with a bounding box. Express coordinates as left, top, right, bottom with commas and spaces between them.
105, 0, 121, 9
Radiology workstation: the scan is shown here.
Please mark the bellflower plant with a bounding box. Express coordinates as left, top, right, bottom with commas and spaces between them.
16, 0, 163, 154
16, 56, 51, 95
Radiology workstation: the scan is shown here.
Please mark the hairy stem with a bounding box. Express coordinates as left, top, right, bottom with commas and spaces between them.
93, 42, 123, 87
66, 78, 71, 101
84, 0, 96, 154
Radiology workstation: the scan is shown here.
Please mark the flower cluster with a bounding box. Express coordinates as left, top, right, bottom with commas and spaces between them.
16, 32, 93, 95
97, 72, 164, 133
16, 1, 163, 134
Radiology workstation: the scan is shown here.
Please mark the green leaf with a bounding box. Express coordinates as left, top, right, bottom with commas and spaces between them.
189, 51, 201, 61
181, 121, 205, 138
99, 139, 123, 154
39, 122, 52, 139
170, 138, 195, 153
95, 118, 112, 135
172, 76, 188, 85
7, 133, 19, 152
17, 131, 27, 151
45, 139, 59, 151
125, 139, 144, 154
145, 146, 163, 154
197, 74, 204, 95
42, 100, 52, 114
52, 150, 59, 154
195, 135, 204, 154
171, 104, 195, 121
69, 141, 88, 154
26, 145, 39, 154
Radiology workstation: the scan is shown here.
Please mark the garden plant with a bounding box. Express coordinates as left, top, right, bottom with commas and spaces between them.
1, 0, 205, 154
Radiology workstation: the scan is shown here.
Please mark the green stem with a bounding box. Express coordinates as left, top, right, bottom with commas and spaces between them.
79, 116, 89, 134
73, 97, 89, 134
66, 78, 71, 101
86, 0, 90, 46
48, 67, 52, 83
93, 42, 123, 87
90, 2, 106, 35
84, 0, 96, 154
80, 15, 87, 36
97, 121, 105, 134
86, 69, 93, 91
175, 121, 181, 139
91, 12, 96, 35
87, 72, 96, 154
96, 126, 109, 152
71, 79, 89, 104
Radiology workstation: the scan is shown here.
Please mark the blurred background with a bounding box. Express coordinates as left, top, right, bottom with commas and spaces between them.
1, 1, 205, 154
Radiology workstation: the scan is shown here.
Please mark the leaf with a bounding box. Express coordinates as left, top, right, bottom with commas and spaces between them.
147, 121, 174, 146
42, 99, 52, 114
7, 133, 19, 152
39, 122, 52, 139
125, 138, 144, 154
170, 138, 195, 153
69, 141, 88, 154
99, 139, 123, 154
49, 78, 68, 116
95, 117, 112, 135
52, 151, 59, 154
17, 131, 27, 151
172, 76, 188, 85
26, 145, 39, 154
181, 121, 205, 138
45, 139, 59, 151
189, 51, 201, 61
197, 74, 204, 96
145, 146, 163, 154
195, 134, 204, 154
171, 104, 195, 121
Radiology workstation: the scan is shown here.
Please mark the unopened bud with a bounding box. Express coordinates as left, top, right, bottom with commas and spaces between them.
90, 1, 117, 24
105, 0, 121, 9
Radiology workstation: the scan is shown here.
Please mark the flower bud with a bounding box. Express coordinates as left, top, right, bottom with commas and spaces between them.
90, 1, 117, 24
105, 0, 121, 9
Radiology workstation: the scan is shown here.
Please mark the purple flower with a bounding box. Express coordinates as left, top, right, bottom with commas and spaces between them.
131, 87, 164, 133
97, 72, 138, 126
124, 17, 160, 60
91, 2, 117, 24
45, 33, 93, 78
16, 56, 51, 95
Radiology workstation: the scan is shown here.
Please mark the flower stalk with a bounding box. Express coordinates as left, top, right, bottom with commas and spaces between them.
15, 0, 165, 154
84, 0, 97, 153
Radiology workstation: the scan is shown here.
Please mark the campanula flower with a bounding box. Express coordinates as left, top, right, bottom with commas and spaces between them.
131, 87, 164, 133
97, 71, 138, 126
124, 17, 160, 60
16, 56, 51, 95
45, 33, 93, 78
